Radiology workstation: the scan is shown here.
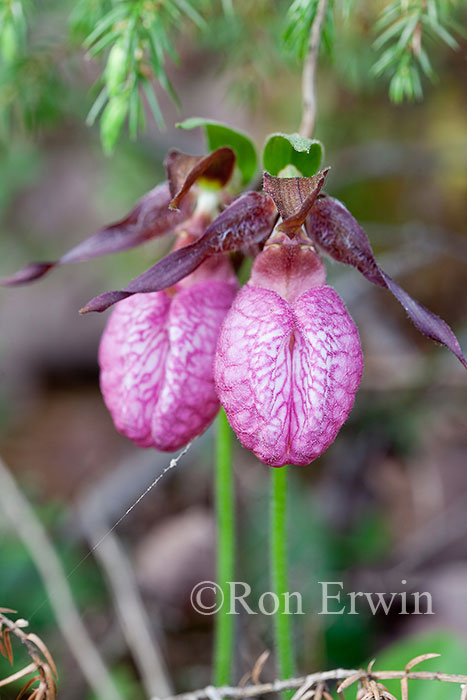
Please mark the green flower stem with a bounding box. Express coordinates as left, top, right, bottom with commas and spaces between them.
271, 466, 295, 698
214, 409, 235, 686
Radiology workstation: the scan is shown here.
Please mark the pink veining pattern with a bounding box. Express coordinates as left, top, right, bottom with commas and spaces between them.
99, 278, 237, 451
215, 284, 363, 466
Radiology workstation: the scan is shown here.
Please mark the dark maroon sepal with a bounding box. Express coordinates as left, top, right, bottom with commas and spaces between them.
306, 195, 466, 368
166, 147, 236, 210
0, 183, 191, 287
80, 192, 277, 314
0, 262, 55, 286
263, 169, 328, 237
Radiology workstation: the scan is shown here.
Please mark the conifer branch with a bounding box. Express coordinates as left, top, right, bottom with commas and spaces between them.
372, 0, 463, 102
79, 0, 205, 153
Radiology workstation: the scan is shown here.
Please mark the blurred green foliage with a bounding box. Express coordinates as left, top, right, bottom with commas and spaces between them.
0, 0, 466, 696
81, 0, 206, 152
0, 498, 107, 637
87, 665, 145, 700
372, 0, 465, 103
0, 0, 465, 152
0, 498, 110, 696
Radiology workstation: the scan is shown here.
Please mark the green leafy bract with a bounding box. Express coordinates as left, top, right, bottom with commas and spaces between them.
263, 132, 323, 177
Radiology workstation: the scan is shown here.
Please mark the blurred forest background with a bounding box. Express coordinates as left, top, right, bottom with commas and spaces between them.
0, 0, 466, 698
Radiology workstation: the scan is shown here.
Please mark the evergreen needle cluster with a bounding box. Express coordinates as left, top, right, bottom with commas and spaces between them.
283, 0, 464, 102
0, 0, 464, 151
372, 0, 463, 103
80, 0, 205, 153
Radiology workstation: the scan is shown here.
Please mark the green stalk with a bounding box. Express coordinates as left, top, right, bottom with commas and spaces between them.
213, 409, 235, 686
270, 466, 295, 698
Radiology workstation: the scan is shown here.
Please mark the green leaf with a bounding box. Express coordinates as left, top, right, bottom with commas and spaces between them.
262, 133, 323, 177
375, 631, 467, 700
128, 87, 140, 140
147, 30, 180, 108
397, 13, 420, 51
221, 0, 235, 17
410, 64, 423, 99
177, 117, 258, 185
142, 78, 164, 130
84, 5, 127, 48
425, 16, 459, 49
173, 0, 206, 29
373, 15, 411, 50
1, 22, 18, 63
372, 47, 399, 76
88, 30, 119, 57
417, 47, 435, 79
105, 40, 128, 96
86, 85, 108, 126
100, 93, 129, 154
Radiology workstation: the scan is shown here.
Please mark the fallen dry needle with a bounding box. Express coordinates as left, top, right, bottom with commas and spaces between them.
0, 608, 58, 700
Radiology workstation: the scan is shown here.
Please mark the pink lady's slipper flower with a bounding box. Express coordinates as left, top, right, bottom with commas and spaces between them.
2, 146, 464, 462
215, 168, 465, 466
93, 151, 276, 450
98, 223, 238, 450
214, 171, 363, 467
215, 235, 363, 466
80, 148, 276, 450
0, 144, 277, 450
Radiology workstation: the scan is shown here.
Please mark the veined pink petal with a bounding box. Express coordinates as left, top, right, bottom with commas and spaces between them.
99, 291, 171, 447
151, 279, 237, 450
215, 284, 363, 466
100, 279, 237, 451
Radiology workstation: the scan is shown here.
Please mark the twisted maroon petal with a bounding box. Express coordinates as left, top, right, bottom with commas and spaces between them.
0, 183, 191, 286
80, 192, 277, 313
165, 147, 236, 209
306, 195, 466, 368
